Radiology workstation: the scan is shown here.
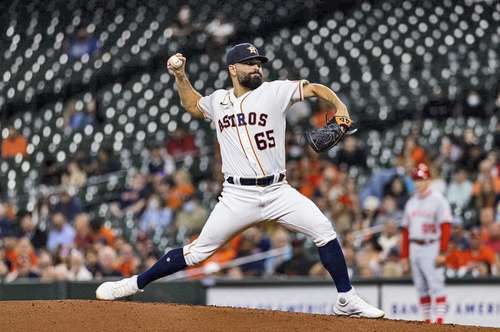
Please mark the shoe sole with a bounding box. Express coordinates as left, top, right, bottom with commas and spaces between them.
333, 307, 385, 319
95, 292, 114, 301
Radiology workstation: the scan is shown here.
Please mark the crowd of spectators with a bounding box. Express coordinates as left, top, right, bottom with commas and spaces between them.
0, 2, 498, 281
1, 101, 499, 283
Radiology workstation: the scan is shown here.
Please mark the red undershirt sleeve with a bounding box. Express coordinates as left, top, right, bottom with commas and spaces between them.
440, 222, 451, 253
401, 227, 409, 259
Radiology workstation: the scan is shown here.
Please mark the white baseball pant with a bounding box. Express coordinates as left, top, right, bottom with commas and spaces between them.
410, 242, 446, 297
183, 181, 337, 266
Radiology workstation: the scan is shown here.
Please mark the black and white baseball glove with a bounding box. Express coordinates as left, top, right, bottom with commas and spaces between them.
304, 115, 357, 153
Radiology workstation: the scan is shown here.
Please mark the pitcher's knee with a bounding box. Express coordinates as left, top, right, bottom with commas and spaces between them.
313, 229, 337, 247
182, 244, 213, 266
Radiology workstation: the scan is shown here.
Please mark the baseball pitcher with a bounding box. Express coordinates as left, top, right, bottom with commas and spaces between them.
401, 163, 452, 324
96, 43, 383, 318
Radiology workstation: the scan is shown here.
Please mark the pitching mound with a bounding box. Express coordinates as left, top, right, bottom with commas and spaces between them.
0, 300, 496, 331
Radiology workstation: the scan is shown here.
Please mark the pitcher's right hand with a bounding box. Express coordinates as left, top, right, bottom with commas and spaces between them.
167, 53, 187, 77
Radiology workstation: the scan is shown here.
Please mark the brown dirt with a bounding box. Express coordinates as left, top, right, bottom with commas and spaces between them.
0, 300, 496, 332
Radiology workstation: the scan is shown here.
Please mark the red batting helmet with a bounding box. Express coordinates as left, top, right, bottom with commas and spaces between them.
412, 163, 431, 181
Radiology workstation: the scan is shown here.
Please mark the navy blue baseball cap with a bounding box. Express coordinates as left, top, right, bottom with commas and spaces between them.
226, 43, 269, 65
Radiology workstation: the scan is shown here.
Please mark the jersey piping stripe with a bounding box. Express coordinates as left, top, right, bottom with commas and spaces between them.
233, 107, 259, 176
234, 124, 259, 176
228, 90, 258, 176
240, 93, 266, 176
299, 80, 304, 101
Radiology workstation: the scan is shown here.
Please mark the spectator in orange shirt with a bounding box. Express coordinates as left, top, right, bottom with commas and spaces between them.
1, 126, 28, 159
6, 237, 39, 273
89, 217, 115, 247
467, 230, 497, 275
297, 152, 322, 198
116, 243, 140, 277
167, 170, 195, 210
5, 253, 40, 282
446, 247, 469, 272
445, 224, 470, 270
473, 178, 499, 209
312, 99, 337, 128
447, 229, 497, 277
401, 136, 427, 166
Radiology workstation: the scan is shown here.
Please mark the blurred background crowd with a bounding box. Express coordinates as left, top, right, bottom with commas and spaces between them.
1, 0, 499, 283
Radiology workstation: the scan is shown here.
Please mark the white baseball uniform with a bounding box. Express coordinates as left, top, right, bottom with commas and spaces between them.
402, 189, 452, 319
182, 80, 337, 266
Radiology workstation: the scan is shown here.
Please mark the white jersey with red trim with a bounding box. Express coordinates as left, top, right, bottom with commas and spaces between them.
402, 189, 452, 241
197, 80, 307, 177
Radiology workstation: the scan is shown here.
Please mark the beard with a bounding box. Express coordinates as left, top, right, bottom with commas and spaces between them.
238, 72, 263, 90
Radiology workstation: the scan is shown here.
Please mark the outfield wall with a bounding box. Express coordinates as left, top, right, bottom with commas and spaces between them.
206, 278, 500, 327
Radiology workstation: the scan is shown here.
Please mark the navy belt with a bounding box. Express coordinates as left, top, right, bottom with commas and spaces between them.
410, 239, 437, 245
227, 173, 285, 187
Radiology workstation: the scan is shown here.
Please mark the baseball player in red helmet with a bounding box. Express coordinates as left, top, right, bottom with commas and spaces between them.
401, 163, 452, 324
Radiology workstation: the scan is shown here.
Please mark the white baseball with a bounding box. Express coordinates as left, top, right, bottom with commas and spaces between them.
168, 55, 183, 69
